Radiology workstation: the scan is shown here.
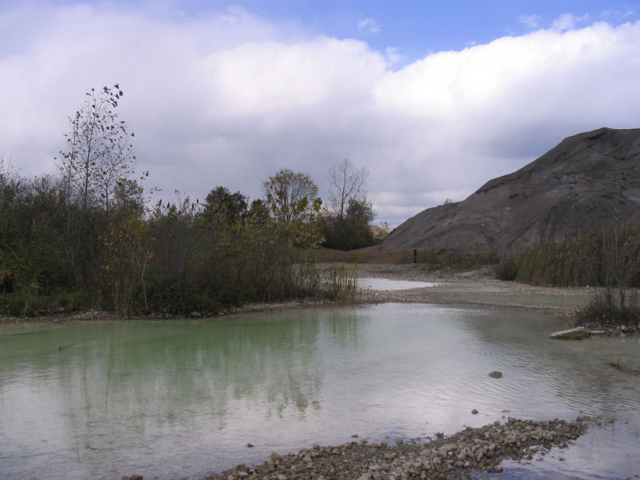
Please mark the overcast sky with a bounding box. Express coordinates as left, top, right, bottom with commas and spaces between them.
2, 1, 640, 226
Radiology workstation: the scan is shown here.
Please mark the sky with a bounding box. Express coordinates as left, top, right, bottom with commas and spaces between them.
1, 0, 640, 226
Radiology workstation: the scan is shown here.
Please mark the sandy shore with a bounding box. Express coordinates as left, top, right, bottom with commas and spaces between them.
348, 263, 592, 314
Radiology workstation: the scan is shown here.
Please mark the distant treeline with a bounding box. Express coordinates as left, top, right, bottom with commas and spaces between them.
0, 86, 371, 317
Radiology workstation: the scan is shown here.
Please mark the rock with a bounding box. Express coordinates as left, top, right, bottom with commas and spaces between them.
190, 311, 202, 318
472, 409, 479, 415
396, 438, 403, 445
438, 443, 457, 453
489, 371, 503, 378
205, 417, 597, 480
588, 330, 606, 335
550, 327, 586, 340
246, 443, 254, 448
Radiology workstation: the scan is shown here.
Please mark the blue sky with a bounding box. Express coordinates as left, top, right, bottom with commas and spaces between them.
1, 0, 640, 225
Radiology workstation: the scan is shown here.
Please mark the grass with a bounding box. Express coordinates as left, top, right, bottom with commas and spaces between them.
311, 247, 499, 270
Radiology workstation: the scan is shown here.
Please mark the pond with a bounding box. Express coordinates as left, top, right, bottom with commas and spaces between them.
0, 304, 639, 479
357, 277, 440, 290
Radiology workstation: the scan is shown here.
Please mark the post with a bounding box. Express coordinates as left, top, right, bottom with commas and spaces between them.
414, 249, 417, 264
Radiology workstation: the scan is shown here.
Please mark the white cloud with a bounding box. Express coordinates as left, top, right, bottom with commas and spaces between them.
518, 14, 543, 29
358, 18, 380, 35
2, 4, 640, 226
551, 13, 590, 31
384, 47, 403, 65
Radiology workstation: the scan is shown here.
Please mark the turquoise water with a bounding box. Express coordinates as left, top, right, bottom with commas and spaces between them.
0, 304, 638, 479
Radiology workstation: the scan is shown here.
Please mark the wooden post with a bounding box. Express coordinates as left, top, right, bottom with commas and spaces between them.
414, 249, 417, 264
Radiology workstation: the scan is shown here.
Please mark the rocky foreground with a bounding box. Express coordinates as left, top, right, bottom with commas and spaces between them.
201, 417, 597, 480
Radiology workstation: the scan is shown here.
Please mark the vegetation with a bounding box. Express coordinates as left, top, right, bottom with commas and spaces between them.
321, 158, 378, 251
407, 248, 499, 270
493, 219, 640, 330
0, 87, 361, 318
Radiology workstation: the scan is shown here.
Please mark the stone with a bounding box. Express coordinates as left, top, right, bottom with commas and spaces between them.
550, 327, 586, 340
472, 409, 479, 415
438, 443, 457, 453
489, 371, 503, 378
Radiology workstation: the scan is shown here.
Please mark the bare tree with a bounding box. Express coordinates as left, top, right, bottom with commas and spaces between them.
56, 84, 136, 215
262, 169, 319, 223
328, 158, 369, 219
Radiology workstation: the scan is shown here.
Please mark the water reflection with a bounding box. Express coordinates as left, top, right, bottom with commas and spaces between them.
1, 305, 639, 479
358, 277, 439, 290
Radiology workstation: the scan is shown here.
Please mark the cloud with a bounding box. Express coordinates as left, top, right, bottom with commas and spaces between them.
518, 14, 543, 29
1, 4, 640, 226
551, 13, 590, 31
358, 18, 380, 35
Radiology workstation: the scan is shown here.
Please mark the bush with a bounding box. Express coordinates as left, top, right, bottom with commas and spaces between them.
494, 256, 520, 281
574, 291, 640, 330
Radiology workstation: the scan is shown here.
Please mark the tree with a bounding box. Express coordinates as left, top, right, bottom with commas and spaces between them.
202, 186, 248, 225
56, 84, 136, 215
262, 169, 319, 223
321, 197, 376, 250
328, 158, 369, 219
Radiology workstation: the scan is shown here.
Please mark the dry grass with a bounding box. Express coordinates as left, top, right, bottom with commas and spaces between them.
309, 248, 412, 264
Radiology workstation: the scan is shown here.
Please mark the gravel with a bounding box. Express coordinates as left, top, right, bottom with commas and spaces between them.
203, 416, 599, 480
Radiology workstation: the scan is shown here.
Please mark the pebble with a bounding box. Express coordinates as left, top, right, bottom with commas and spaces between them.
204, 417, 600, 480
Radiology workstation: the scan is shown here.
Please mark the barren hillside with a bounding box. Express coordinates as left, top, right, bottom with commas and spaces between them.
376, 127, 640, 253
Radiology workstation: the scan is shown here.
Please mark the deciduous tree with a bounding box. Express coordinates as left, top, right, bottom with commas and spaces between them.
262, 169, 319, 223
328, 158, 369, 219
56, 84, 136, 215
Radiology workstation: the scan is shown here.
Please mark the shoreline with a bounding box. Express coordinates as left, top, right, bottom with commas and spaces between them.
198, 416, 601, 480
1, 263, 593, 325
1, 265, 630, 478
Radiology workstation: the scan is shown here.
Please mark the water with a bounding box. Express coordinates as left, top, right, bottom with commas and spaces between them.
358, 277, 439, 290
0, 304, 638, 479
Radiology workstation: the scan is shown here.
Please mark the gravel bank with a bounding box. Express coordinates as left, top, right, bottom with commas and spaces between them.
203, 417, 598, 480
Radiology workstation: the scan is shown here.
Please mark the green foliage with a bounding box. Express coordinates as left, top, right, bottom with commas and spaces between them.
0, 91, 356, 317
3, 293, 45, 317
318, 264, 359, 300
321, 198, 376, 251
262, 169, 319, 223
201, 186, 248, 226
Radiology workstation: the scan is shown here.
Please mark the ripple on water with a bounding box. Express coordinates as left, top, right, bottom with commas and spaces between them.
0, 304, 639, 479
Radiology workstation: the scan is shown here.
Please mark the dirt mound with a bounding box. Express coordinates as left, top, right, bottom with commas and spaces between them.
377, 127, 640, 253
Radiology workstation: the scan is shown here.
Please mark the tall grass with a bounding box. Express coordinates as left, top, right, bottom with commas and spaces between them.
317, 264, 359, 300
498, 219, 640, 288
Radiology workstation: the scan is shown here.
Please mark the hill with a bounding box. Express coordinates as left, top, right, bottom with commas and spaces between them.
377, 127, 640, 253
